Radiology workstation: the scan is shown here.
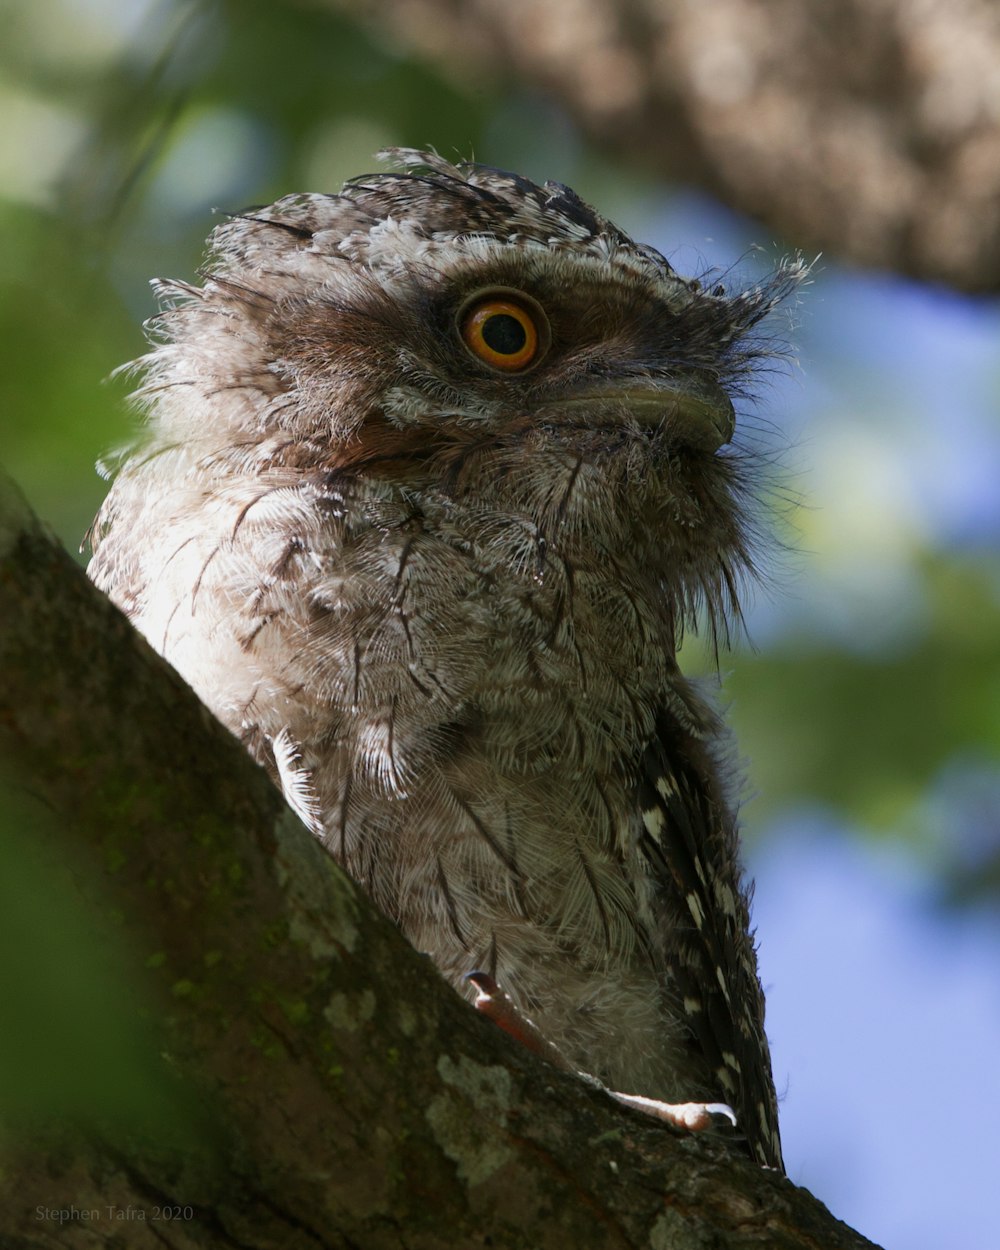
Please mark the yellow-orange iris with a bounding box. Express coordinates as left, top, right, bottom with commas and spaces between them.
460, 297, 540, 371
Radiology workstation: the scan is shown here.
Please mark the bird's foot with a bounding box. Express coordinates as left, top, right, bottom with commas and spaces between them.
467, 970, 737, 1136
602, 1091, 737, 1132
467, 971, 571, 1070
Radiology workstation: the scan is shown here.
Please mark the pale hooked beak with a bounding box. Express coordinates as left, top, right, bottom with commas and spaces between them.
543, 376, 735, 452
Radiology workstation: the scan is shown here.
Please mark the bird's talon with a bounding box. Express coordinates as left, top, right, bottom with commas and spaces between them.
606, 1092, 738, 1135
470, 973, 740, 1139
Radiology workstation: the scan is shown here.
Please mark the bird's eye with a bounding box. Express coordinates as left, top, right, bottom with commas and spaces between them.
458, 293, 545, 372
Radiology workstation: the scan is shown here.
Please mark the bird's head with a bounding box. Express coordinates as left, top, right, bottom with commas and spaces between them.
133, 149, 807, 632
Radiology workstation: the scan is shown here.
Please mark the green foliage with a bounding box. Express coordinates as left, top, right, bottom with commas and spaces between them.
0, 201, 135, 548
718, 555, 1000, 832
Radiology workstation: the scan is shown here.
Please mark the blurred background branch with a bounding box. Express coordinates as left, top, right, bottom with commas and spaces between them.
319, 0, 1000, 292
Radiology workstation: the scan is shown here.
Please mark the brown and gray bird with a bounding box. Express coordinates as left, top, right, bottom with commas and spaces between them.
88, 149, 806, 1171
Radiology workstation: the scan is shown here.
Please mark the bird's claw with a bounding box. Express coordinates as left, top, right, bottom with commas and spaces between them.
468, 970, 738, 1137
604, 1091, 738, 1133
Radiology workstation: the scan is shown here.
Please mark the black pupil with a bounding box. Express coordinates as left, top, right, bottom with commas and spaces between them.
482, 313, 527, 356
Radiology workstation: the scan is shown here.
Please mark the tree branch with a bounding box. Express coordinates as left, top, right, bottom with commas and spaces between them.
0, 467, 879, 1248
320, 0, 1000, 292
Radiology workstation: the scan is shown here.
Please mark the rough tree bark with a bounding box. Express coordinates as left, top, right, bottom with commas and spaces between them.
315, 0, 1000, 293
0, 471, 879, 1249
